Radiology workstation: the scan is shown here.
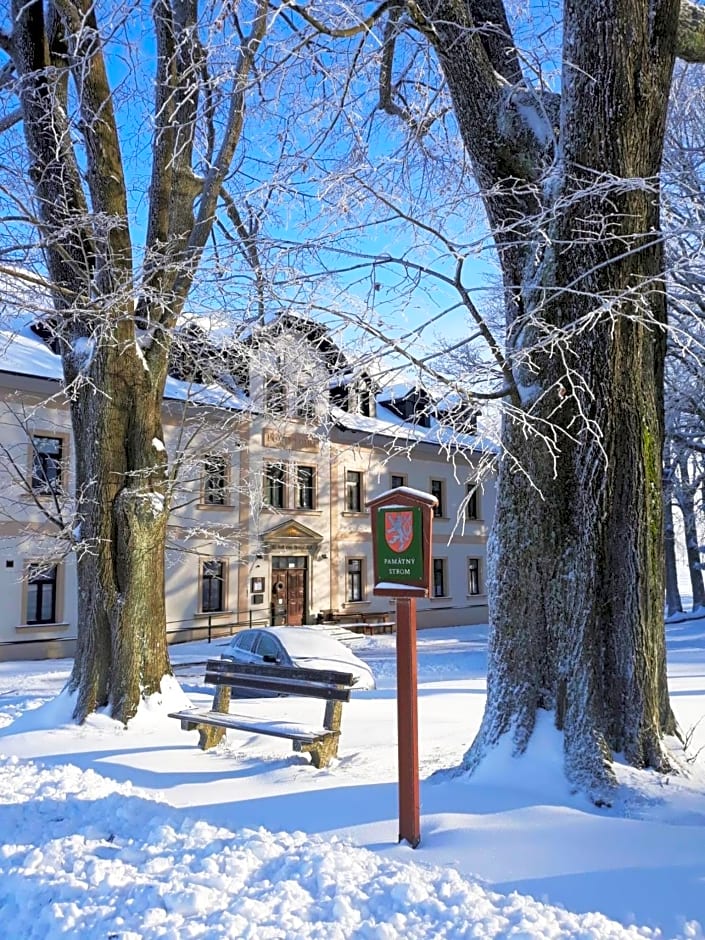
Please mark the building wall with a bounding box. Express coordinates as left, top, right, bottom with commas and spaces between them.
0, 373, 494, 661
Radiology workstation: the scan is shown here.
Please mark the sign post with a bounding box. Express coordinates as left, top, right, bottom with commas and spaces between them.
367, 487, 437, 849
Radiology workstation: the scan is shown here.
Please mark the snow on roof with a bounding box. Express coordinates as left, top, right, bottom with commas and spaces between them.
0, 311, 247, 411
331, 404, 493, 454
0, 315, 63, 382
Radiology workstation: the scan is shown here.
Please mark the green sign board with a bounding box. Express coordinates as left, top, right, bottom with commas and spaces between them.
375, 505, 424, 585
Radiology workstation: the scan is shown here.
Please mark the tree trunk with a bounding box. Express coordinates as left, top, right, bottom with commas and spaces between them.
664, 493, 683, 617
675, 458, 705, 610
67, 337, 172, 723
419, 0, 681, 796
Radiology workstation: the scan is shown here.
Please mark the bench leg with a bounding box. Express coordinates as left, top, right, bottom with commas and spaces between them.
198, 685, 232, 750
295, 732, 340, 768
295, 699, 344, 768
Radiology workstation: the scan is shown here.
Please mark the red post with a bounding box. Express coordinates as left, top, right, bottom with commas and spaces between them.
396, 596, 420, 848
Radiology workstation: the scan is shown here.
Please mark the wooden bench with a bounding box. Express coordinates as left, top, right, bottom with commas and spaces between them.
169, 658, 355, 768
345, 621, 395, 635
318, 610, 396, 635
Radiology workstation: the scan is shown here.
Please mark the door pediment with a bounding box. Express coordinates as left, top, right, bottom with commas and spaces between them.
261, 519, 323, 552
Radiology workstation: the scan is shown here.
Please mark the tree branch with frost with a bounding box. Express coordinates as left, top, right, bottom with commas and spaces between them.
285, 1, 395, 38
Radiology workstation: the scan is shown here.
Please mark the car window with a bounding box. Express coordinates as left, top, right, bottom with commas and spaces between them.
233, 631, 258, 653
255, 632, 281, 660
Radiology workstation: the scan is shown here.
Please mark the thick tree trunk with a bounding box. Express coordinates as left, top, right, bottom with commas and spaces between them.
420, 0, 682, 796
665, 494, 684, 617
67, 336, 172, 723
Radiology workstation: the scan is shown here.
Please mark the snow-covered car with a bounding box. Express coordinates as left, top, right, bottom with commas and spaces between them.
221, 626, 376, 691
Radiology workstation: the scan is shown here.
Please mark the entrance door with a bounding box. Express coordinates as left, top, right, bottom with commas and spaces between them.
271, 558, 307, 625
285, 569, 305, 625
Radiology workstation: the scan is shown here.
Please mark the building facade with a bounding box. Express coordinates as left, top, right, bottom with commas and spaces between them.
0, 313, 495, 660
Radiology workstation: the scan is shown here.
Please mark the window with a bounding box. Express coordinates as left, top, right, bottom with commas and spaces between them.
345, 470, 362, 512
256, 632, 281, 662
26, 564, 57, 624
430, 479, 444, 517
265, 463, 287, 508
265, 377, 286, 414
203, 455, 228, 505
432, 558, 446, 597
391, 474, 406, 489
466, 483, 479, 520
296, 465, 315, 509
468, 558, 481, 595
31, 435, 63, 494
295, 388, 316, 420
233, 631, 258, 653
347, 558, 364, 602
201, 560, 225, 612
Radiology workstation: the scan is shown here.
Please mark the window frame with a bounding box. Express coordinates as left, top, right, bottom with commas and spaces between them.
295, 464, 316, 510
25, 563, 58, 625
346, 557, 364, 602
201, 559, 226, 613
466, 483, 479, 520
467, 557, 481, 596
30, 434, 65, 496
432, 557, 447, 598
345, 469, 363, 512
430, 478, 444, 517
264, 376, 287, 414
390, 473, 406, 489
264, 462, 287, 509
202, 454, 229, 506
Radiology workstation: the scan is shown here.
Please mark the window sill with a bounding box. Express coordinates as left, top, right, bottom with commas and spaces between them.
341, 511, 367, 517
194, 610, 235, 619
196, 503, 235, 511
16, 621, 70, 631
430, 595, 450, 601
466, 594, 487, 601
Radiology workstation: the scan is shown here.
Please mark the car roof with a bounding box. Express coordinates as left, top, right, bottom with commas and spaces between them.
264, 627, 359, 660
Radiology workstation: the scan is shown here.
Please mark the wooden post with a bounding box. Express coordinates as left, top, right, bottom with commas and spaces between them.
396, 596, 420, 847
366, 486, 436, 850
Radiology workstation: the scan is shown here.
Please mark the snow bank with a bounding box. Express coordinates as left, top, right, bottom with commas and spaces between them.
0, 755, 664, 939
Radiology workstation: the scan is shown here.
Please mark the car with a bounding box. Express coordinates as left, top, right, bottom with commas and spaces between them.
221, 626, 376, 691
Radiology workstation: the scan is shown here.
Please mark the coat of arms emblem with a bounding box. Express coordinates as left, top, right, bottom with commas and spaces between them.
384, 510, 414, 553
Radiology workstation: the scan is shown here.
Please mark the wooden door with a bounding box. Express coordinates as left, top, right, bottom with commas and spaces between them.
285, 569, 306, 625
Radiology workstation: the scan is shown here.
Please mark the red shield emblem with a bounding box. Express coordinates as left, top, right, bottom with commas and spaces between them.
385, 511, 413, 553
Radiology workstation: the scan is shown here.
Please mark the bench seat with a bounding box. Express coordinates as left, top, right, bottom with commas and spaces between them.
169, 707, 329, 743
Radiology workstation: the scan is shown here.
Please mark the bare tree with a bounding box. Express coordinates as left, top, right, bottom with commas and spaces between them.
0, 0, 298, 723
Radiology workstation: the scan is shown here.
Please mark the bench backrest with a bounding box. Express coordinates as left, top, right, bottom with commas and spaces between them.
204, 658, 354, 702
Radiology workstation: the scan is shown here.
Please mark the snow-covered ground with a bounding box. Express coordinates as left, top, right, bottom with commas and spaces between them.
3, 618, 705, 939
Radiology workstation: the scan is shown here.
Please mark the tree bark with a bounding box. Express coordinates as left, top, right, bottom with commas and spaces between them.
415, 0, 681, 796
68, 340, 171, 721
675, 457, 705, 610
664, 490, 684, 617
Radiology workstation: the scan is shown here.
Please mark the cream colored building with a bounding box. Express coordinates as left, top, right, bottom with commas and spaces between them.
0, 313, 494, 660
